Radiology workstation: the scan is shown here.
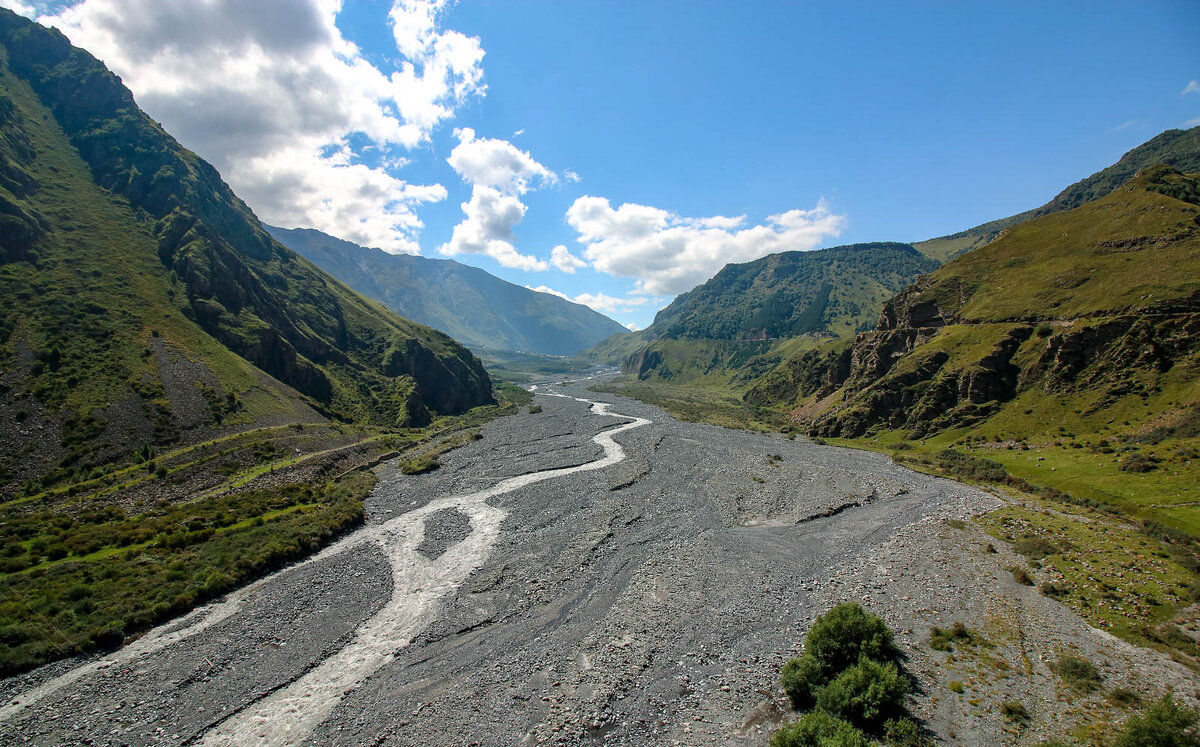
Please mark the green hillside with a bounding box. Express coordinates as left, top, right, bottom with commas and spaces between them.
582, 243, 936, 428
267, 225, 627, 356
0, 11, 500, 672
761, 168, 1199, 522
914, 126, 1200, 261
613, 243, 936, 387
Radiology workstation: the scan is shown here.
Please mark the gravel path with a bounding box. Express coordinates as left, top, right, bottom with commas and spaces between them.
0, 383, 1015, 745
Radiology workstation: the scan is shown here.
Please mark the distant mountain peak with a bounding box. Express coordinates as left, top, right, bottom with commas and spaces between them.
267, 225, 627, 357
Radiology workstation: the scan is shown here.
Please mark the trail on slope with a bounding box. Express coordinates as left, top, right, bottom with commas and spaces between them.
0, 394, 649, 745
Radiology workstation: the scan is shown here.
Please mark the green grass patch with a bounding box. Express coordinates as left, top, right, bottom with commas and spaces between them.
0, 471, 373, 675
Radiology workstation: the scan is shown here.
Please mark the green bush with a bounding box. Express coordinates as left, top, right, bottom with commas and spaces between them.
882, 717, 928, 747
770, 710, 871, 747
1112, 694, 1200, 746
1001, 701, 1030, 722
805, 602, 901, 676
815, 657, 910, 731
782, 602, 901, 708
782, 653, 825, 709
399, 456, 440, 475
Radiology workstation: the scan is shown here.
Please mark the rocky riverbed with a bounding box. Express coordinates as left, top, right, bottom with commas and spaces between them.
1, 382, 1193, 745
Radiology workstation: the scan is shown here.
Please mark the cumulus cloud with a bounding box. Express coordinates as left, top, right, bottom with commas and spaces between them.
33, 0, 485, 252
440, 187, 547, 270
624, 322, 641, 331
525, 286, 649, 316
447, 127, 555, 194
1183, 80, 1200, 96
439, 127, 557, 268
550, 245, 588, 273
565, 197, 845, 295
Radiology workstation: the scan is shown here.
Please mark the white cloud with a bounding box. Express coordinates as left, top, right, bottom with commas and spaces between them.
563, 169, 581, 183
1183, 116, 1200, 128
624, 322, 641, 331
550, 245, 588, 273
1183, 80, 1200, 96
525, 285, 648, 316
0, 1, 36, 17
512, 128, 525, 137
440, 127, 559, 269
525, 284, 570, 300
565, 196, 845, 295
440, 186, 547, 270
447, 127, 555, 194
34, 0, 485, 252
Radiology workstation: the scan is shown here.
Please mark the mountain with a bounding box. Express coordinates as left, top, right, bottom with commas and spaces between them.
0, 10, 502, 672
266, 226, 627, 357
761, 166, 1199, 444
914, 126, 1200, 261
0, 10, 491, 456
619, 243, 938, 384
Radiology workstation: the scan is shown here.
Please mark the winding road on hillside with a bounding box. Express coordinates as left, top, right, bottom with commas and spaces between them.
0, 381, 987, 746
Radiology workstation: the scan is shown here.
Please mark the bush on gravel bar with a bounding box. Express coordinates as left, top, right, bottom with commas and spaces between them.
769, 710, 871, 747
775, 602, 923, 745
815, 657, 910, 730
781, 602, 901, 708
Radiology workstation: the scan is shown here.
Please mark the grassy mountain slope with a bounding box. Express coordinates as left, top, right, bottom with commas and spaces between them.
914, 126, 1200, 261
619, 243, 937, 386
267, 225, 627, 356
583, 243, 936, 428
765, 168, 1199, 529
0, 10, 499, 672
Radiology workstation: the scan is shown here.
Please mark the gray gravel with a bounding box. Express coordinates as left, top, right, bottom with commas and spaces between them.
0, 382, 1011, 746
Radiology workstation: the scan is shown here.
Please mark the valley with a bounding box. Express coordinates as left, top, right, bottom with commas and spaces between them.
1, 382, 1192, 745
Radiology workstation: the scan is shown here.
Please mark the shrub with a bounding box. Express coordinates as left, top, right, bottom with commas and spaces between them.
527, 404, 543, 414
815, 657, 910, 731
1120, 453, 1160, 473
1112, 694, 1200, 747
948, 680, 964, 694
399, 457, 440, 475
770, 710, 871, 747
929, 622, 975, 652
882, 717, 927, 747
1001, 701, 1030, 722
1109, 687, 1142, 706
782, 653, 825, 709
1013, 535, 1056, 559
1053, 652, 1101, 694
1011, 567, 1034, 586
805, 602, 901, 677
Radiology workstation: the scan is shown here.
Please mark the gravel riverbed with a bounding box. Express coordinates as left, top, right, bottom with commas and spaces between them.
2, 382, 1193, 745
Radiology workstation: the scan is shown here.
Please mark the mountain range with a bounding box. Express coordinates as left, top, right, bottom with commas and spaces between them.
267, 225, 626, 357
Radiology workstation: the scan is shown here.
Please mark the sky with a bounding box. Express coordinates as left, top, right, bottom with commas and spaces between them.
3, 1, 1200, 330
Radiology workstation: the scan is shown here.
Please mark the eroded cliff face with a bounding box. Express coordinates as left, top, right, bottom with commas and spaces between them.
795, 301, 1200, 439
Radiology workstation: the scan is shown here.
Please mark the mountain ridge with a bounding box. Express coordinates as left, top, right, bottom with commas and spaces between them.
914, 126, 1200, 261
267, 225, 627, 357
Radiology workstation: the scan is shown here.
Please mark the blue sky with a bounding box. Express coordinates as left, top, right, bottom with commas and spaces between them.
8, 0, 1200, 329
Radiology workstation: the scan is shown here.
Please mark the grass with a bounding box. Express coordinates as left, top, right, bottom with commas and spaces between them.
589, 378, 783, 431
1052, 652, 1103, 694
0, 382, 528, 675
0, 472, 372, 675
929, 621, 982, 652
